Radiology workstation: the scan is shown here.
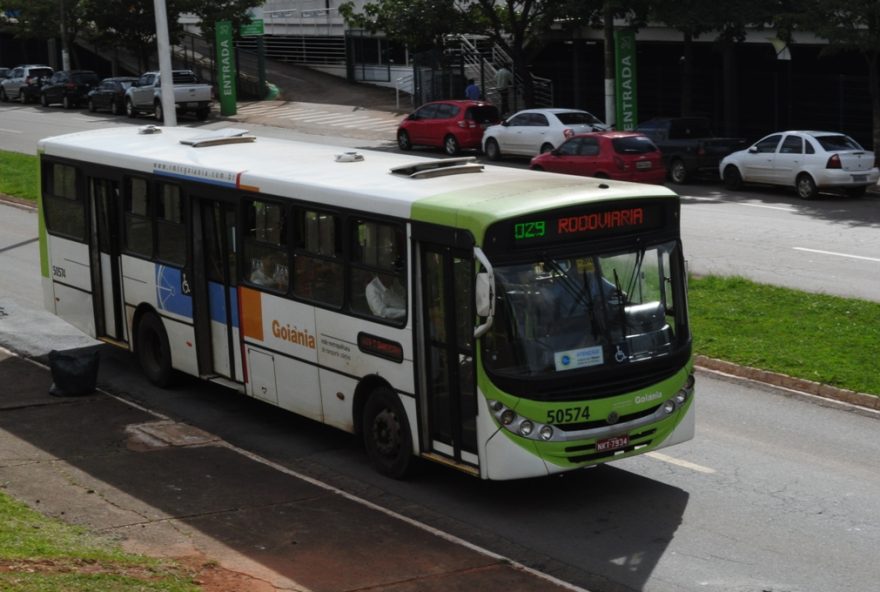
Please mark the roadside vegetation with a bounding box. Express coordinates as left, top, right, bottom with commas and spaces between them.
0, 151, 38, 202
0, 491, 199, 591
1, 150, 877, 396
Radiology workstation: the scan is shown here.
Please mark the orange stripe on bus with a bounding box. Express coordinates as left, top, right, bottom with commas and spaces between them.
239, 287, 264, 341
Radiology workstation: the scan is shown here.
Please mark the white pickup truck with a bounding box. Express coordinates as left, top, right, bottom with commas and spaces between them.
125, 70, 213, 121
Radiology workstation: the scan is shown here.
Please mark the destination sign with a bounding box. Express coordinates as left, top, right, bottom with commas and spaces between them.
509, 203, 665, 246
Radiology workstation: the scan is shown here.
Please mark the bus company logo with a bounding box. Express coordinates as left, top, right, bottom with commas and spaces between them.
271, 320, 316, 350
635, 391, 662, 405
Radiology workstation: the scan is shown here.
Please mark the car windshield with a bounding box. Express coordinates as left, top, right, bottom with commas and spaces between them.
556, 111, 602, 125
482, 241, 686, 380
29, 69, 52, 79
612, 136, 657, 154
171, 72, 199, 84
816, 135, 863, 151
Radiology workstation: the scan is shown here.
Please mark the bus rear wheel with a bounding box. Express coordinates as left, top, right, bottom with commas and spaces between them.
136, 312, 174, 388
362, 387, 413, 479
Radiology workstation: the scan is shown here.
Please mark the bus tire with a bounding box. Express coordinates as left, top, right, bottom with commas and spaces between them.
136, 312, 174, 388
362, 387, 413, 479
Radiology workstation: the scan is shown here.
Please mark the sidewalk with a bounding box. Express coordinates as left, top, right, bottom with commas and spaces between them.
0, 344, 579, 592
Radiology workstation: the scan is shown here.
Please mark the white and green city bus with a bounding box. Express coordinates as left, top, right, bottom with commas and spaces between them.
37, 126, 694, 480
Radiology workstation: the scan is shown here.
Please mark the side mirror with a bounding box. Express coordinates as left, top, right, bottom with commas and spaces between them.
474, 248, 495, 339
748, 146, 759, 153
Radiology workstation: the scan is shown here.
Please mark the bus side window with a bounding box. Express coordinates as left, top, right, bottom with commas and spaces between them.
124, 177, 153, 257
293, 209, 343, 306
349, 219, 406, 322
42, 162, 86, 241
243, 199, 289, 293
156, 183, 186, 266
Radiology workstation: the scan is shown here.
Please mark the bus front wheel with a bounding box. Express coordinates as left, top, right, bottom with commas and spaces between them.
362, 387, 413, 479
136, 312, 174, 388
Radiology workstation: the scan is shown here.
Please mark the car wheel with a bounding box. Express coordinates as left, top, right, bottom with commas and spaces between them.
396, 129, 411, 151
40, 93, 49, 107
443, 135, 460, 156
530, 165, 544, 171
670, 159, 688, 184
136, 312, 174, 388
125, 98, 136, 118
485, 138, 501, 161
196, 107, 210, 121
362, 387, 414, 479
593, 172, 610, 179
88, 98, 96, 112
845, 186, 867, 198
62, 95, 72, 109
723, 165, 742, 190
110, 99, 121, 116
20, 91, 28, 104
796, 173, 818, 200
0, 88, 7, 102
540, 142, 554, 154
154, 101, 164, 122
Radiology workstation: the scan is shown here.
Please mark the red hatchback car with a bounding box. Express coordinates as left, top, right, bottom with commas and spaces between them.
529, 131, 666, 184
397, 100, 500, 155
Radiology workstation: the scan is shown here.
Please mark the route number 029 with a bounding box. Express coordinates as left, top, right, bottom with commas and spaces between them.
514, 220, 546, 240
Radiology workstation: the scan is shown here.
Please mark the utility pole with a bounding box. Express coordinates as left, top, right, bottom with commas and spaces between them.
154, 0, 177, 126
603, 2, 615, 129
59, 0, 70, 70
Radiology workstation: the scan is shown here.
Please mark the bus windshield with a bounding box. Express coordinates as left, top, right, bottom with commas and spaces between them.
483, 240, 686, 379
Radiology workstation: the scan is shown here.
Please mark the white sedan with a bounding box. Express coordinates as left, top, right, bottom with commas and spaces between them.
719, 130, 879, 199
482, 108, 608, 160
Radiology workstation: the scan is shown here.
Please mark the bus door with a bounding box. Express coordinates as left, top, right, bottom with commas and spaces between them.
420, 245, 479, 466
192, 198, 243, 382
88, 177, 126, 342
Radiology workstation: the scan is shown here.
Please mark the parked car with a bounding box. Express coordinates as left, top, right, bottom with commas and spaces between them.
0, 64, 53, 103
125, 69, 212, 121
529, 131, 666, 184
0, 67, 10, 80
397, 100, 500, 155
482, 108, 609, 160
636, 116, 746, 183
87, 76, 139, 115
719, 130, 879, 199
40, 70, 100, 109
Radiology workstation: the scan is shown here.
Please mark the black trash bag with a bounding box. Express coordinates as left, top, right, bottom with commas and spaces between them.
48, 349, 100, 397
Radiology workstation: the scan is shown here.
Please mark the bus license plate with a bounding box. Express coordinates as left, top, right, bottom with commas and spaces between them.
596, 435, 629, 452
852, 174, 867, 182
636, 161, 652, 170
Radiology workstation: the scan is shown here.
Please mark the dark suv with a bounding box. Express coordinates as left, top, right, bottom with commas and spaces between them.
397, 100, 501, 155
40, 70, 100, 109
0, 65, 53, 103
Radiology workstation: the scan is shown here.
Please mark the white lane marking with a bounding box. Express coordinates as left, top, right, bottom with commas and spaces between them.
646, 451, 716, 474
735, 202, 794, 212
0, 127, 23, 134
793, 247, 880, 264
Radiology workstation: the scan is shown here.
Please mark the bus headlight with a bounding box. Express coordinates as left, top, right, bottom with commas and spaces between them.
488, 401, 557, 442
663, 401, 676, 414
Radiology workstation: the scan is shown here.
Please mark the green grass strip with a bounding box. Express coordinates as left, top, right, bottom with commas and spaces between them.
0, 492, 198, 591
0, 150, 38, 202
690, 275, 880, 396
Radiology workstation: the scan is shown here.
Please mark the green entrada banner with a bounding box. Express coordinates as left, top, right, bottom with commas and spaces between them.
614, 29, 638, 131
215, 20, 237, 116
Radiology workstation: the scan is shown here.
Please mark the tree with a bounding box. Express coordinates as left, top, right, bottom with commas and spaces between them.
187, 0, 263, 43
798, 0, 880, 159
79, 0, 193, 72
0, 0, 87, 68
339, 0, 467, 52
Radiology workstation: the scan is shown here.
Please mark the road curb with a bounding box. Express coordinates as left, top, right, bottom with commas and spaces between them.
695, 355, 880, 412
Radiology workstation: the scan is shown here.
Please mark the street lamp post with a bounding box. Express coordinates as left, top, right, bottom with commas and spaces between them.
154, 0, 177, 126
